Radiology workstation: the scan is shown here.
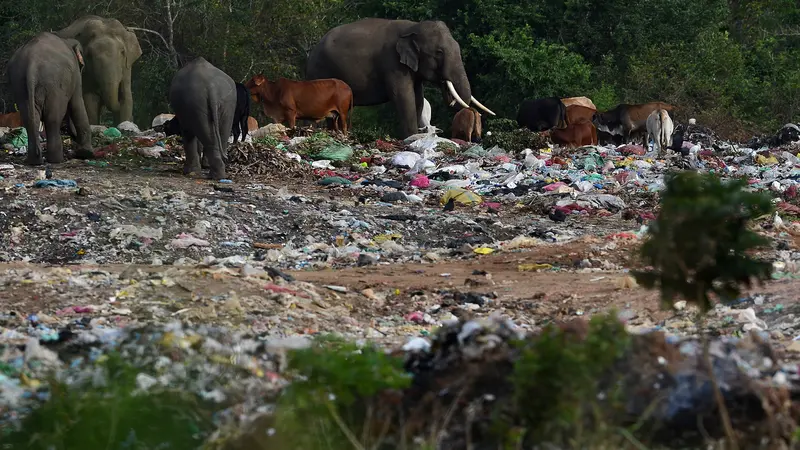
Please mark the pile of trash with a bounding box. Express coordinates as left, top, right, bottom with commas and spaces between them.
225, 142, 312, 179
393, 315, 800, 447
5, 310, 798, 448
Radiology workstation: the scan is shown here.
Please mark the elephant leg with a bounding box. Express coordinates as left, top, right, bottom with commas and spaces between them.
200, 133, 226, 180
68, 87, 94, 157
20, 102, 43, 166
391, 77, 418, 138
119, 71, 134, 124
183, 132, 202, 176
83, 91, 102, 125
43, 103, 68, 164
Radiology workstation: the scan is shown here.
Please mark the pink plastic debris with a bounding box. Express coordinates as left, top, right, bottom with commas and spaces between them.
543, 182, 567, 191
410, 174, 430, 188
405, 311, 424, 323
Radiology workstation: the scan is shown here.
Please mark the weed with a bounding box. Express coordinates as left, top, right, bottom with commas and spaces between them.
3, 353, 214, 450
252, 135, 282, 147
435, 141, 459, 155
270, 335, 411, 449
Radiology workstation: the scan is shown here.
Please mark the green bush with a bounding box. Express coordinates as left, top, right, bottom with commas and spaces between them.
484, 117, 519, 132
507, 314, 631, 446
634, 172, 774, 311
271, 335, 411, 450
483, 128, 549, 153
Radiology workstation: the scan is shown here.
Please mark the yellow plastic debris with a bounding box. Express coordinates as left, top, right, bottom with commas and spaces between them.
473, 247, 494, 255
373, 233, 402, 244
518, 263, 552, 272
756, 154, 778, 165
20, 373, 41, 389
440, 188, 482, 206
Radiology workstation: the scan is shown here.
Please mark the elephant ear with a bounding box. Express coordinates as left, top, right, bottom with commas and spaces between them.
396, 32, 419, 72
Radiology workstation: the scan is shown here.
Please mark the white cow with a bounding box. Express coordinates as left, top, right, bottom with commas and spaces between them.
646, 109, 674, 157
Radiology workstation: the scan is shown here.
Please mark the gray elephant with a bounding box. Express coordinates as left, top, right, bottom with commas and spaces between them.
56, 16, 142, 125
305, 18, 495, 138
168, 57, 236, 180
7, 32, 93, 165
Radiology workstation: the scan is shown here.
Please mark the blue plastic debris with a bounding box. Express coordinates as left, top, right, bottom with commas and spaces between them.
218, 179, 233, 183
34, 179, 77, 188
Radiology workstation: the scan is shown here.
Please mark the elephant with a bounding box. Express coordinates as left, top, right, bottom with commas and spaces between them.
6, 32, 93, 165
305, 18, 495, 138
56, 16, 142, 125
168, 57, 236, 180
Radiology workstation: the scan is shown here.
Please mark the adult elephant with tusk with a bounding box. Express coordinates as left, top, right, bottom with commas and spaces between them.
305, 18, 495, 138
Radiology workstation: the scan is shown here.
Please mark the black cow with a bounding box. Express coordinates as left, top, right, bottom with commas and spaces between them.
516, 97, 568, 132
232, 83, 251, 143
597, 129, 625, 146
163, 116, 181, 137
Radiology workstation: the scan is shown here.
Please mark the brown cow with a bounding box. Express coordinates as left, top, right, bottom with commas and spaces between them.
0, 112, 23, 128
548, 120, 598, 148
247, 116, 258, 132
593, 102, 674, 145
451, 108, 482, 142
566, 105, 596, 126
245, 74, 353, 134
561, 96, 597, 111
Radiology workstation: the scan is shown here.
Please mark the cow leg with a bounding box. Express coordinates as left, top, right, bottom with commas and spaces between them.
285, 110, 297, 130
232, 120, 241, 143
240, 115, 248, 142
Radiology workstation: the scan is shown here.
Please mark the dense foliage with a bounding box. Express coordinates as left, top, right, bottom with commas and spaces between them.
0, 0, 798, 138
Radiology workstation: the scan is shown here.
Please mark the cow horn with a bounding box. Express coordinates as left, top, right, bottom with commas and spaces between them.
469, 96, 495, 116
445, 81, 470, 109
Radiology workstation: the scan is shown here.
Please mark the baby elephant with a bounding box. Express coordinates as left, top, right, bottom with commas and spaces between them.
7, 32, 93, 164
451, 108, 482, 143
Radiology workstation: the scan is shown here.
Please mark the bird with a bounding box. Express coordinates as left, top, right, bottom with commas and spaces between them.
45, 166, 53, 179
443, 198, 455, 212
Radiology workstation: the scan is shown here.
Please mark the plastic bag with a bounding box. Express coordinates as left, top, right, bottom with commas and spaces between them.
103, 127, 122, 139
315, 144, 353, 161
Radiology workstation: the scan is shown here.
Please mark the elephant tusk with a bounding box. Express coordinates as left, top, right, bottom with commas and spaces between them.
470, 96, 496, 116
445, 81, 470, 109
